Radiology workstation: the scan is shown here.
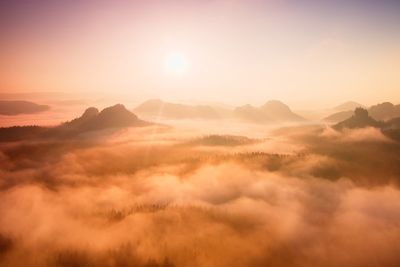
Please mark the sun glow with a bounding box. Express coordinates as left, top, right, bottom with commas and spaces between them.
164, 52, 187, 75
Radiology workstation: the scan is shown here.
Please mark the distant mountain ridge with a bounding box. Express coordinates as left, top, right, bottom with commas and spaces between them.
0, 100, 50, 115
333, 101, 364, 111
325, 102, 400, 122
324, 110, 354, 122
234, 100, 305, 123
61, 104, 148, 131
134, 99, 306, 123
369, 102, 400, 121
0, 104, 150, 142
333, 108, 383, 130
333, 107, 400, 141
133, 99, 227, 120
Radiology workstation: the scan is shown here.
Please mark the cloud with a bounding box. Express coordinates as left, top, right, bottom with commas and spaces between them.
321, 126, 393, 143
0, 125, 400, 267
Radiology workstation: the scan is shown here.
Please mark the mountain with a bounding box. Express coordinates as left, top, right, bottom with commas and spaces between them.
0, 104, 150, 142
61, 104, 149, 132
0, 126, 49, 142
385, 117, 400, 130
261, 100, 305, 121
333, 101, 364, 111
60, 107, 99, 129
381, 117, 400, 141
135, 99, 306, 123
323, 110, 354, 122
234, 104, 273, 123
133, 99, 227, 120
369, 102, 400, 121
234, 100, 305, 123
333, 108, 383, 130
325, 102, 400, 123
0, 100, 49, 115
332, 107, 400, 142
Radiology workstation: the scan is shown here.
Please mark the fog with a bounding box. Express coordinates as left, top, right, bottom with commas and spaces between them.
0, 123, 400, 267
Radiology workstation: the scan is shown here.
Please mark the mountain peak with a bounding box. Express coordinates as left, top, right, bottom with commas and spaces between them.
62, 104, 147, 132
354, 107, 369, 119
334, 108, 383, 130
99, 104, 131, 115
261, 100, 291, 112
260, 100, 305, 122
0, 100, 50, 115
369, 102, 400, 121
93, 104, 140, 128
137, 99, 164, 108
134, 99, 222, 120
81, 107, 99, 118
333, 101, 364, 111
233, 100, 305, 123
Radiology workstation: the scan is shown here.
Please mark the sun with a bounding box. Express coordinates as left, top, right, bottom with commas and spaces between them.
164, 52, 187, 75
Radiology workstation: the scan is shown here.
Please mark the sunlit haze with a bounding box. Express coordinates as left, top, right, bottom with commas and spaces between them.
165, 52, 187, 75
1, 0, 400, 107
1, 2, 400, 267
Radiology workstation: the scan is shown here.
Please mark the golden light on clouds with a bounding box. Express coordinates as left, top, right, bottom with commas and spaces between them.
1, 2, 400, 267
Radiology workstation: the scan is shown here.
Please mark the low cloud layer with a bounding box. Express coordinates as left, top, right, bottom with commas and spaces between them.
0, 125, 400, 267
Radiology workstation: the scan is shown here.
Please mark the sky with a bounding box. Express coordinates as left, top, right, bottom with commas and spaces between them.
1, 0, 400, 108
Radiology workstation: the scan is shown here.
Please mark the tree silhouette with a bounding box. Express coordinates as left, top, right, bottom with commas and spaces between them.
354, 107, 368, 118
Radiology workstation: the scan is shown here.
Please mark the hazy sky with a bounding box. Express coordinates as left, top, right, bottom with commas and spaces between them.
1, 0, 400, 107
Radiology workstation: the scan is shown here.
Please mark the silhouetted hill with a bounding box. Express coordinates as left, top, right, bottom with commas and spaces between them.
333, 101, 364, 111
332, 108, 400, 142
234, 100, 305, 123
0, 100, 49, 115
63, 104, 148, 131
369, 102, 400, 121
0, 126, 49, 142
385, 117, 400, 130
324, 101, 364, 122
234, 104, 273, 123
261, 100, 305, 121
60, 107, 99, 129
133, 99, 226, 120
381, 117, 400, 141
333, 108, 384, 130
325, 102, 400, 123
0, 104, 150, 142
323, 110, 354, 122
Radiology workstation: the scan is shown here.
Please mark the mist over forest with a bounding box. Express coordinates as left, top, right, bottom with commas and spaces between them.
2, 0, 400, 266
1, 101, 400, 267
